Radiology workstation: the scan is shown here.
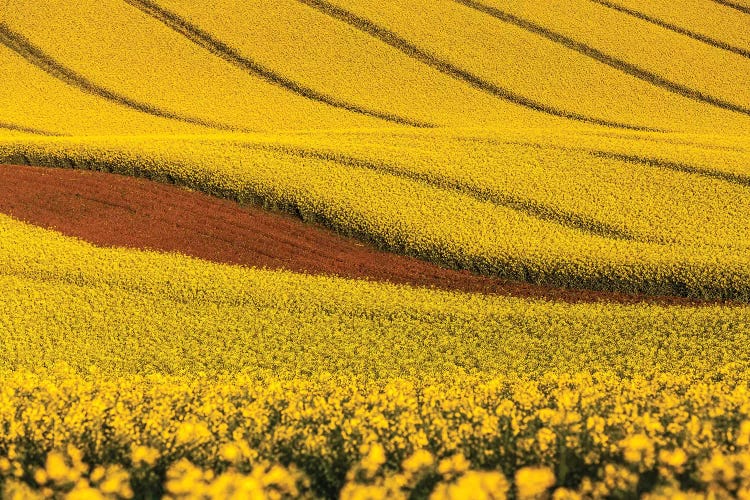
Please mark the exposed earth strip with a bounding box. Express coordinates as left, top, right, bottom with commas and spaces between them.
0, 163, 729, 305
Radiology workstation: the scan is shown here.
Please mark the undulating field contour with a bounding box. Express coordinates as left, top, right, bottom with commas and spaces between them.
1, 0, 750, 498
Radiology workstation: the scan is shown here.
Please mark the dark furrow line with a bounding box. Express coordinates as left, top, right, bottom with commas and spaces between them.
589, 150, 750, 187
711, 0, 750, 15
452, 0, 750, 117
123, 0, 433, 128
0, 121, 60, 136
498, 139, 750, 188
589, 0, 750, 59
0, 23, 241, 132
245, 142, 640, 241
293, 0, 656, 131
146, 187, 341, 259
72, 192, 139, 214
573, 129, 749, 152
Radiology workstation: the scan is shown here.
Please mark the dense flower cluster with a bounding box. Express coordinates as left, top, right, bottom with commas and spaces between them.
1, 369, 750, 497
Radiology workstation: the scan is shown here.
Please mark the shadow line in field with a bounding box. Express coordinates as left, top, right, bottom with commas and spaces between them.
494, 138, 750, 188
0, 23, 242, 132
294, 0, 656, 131
0, 121, 59, 136
710, 0, 750, 15
453, 0, 750, 117
589, 150, 750, 187
589, 0, 750, 59
124, 0, 434, 128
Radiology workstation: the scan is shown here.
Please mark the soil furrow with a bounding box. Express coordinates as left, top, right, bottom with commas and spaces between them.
123, 0, 433, 128
293, 0, 655, 131
453, 0, 750, 117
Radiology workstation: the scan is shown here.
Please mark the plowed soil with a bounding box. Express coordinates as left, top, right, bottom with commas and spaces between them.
0, 164, 725, 305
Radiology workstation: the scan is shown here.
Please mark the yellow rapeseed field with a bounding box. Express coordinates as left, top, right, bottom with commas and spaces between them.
304, 0, 750, 133
2, 131, 750, 300
590, 0, 750, 55
1, 214, 750, 498
1, 0, 750, 497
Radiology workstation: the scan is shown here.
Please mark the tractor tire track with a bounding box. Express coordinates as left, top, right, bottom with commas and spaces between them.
452, 0, 750, 117
589, 150, 750, 187
589, 0, 750, 59
497, 139, 750, 188
245, 142, 640, 241
0, 23, 242, 132
0, 121, 59, 136
293, 0, 656, 131
123, 0, 433, 128
711, 0, 750, 15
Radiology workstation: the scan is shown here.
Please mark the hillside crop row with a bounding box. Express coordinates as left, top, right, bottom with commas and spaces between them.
2, 130, 750, 300
4, 0, 750, 133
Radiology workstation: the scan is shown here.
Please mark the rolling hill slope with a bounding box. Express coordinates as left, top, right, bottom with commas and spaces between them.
1, 0, 750, 298
4, 0, 750, 133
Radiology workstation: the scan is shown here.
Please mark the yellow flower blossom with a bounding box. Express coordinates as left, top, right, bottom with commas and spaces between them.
515, 466, 556, 499
131, 446, 160, 467
45, 452, 70, 483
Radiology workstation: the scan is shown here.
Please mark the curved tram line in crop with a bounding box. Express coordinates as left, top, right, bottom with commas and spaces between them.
122, 0, 434, 128
0, 120, 59, 136
588, 0, 750, 59
293, 0, 656, 131
0, 24, 245, 133
453, 0, 750, 117
711, 0, 750, 15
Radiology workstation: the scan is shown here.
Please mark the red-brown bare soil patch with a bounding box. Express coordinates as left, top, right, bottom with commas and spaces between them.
0, 164, 727, 305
